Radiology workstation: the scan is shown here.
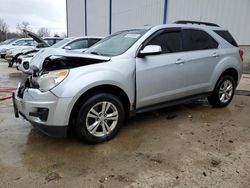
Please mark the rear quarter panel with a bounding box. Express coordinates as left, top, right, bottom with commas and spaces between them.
209, 47, 242, 91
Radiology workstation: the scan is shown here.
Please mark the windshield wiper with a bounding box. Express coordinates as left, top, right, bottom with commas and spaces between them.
89, 52, 108, 56
90, 52, 100, 55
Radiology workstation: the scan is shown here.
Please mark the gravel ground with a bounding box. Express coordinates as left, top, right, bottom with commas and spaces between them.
0, 59, 250, 188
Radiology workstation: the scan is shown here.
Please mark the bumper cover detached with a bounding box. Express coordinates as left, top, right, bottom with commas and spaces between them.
13, 85, 72, 137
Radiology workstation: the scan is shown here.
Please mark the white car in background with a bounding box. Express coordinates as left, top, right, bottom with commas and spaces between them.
0, 38, 18, 46
18, 36, 103, 74
5, 40, 36, 62
6, 37, 63, 67
0, 38, 33, 58
5, 30, 63, 67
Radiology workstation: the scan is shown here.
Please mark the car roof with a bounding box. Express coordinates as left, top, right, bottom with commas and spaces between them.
15, 38, 34, 41
150, 24, 225, 31
43, 37, 64, 40
129, 23, 226, 33
71, 36, 104, 40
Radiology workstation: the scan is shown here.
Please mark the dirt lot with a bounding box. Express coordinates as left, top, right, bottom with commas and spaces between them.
0, 59, 250, 188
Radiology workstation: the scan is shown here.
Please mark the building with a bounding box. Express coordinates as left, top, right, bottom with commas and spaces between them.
66, 0, 250, 45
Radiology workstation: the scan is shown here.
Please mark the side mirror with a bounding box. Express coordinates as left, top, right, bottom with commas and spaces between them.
139, 45, 162, 57
64, 46, 71, 50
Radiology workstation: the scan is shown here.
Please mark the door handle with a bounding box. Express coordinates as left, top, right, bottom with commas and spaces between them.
175, 59, 185, 64
212, 52, 219, 58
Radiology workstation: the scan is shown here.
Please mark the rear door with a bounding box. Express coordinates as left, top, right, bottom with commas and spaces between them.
179, 29, 221, 93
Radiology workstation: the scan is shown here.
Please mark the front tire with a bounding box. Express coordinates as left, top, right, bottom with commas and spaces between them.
208, 75, 236, 107
75, 93, 125, 144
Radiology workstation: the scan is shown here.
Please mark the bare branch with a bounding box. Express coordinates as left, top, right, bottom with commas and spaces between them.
37, 27, 51, 37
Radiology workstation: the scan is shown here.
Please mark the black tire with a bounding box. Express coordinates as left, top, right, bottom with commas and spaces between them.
8, 61, 13, 67
75, 93, 125, 144
208, 75, 236, 107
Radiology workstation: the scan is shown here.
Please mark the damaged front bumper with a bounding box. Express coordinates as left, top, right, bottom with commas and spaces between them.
13, 82, 72, 137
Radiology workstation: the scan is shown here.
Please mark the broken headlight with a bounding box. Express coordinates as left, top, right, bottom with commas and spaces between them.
37, 69, 69, 92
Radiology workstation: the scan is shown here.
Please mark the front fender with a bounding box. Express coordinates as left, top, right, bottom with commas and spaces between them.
51, 62, 135, 124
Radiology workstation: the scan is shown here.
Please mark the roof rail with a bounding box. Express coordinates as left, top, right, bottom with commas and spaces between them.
174, 20, 220, 27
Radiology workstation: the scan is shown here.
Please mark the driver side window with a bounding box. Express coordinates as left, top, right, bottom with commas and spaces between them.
147, 31, 182, 54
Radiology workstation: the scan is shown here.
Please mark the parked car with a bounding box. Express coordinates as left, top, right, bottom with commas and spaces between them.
17, 36, 103, 74
5, 40, 36, 64
13, 21, 243, 143
5, 30, 64, 67
0, 38, 33, 58
7, 37, 63, 68
0, 38, 18, 46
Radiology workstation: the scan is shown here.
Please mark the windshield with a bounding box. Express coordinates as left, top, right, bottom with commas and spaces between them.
1, 39, 15, 45
85, 29, 147, 56
14, 40, 34, 46
51, 38, 72, 48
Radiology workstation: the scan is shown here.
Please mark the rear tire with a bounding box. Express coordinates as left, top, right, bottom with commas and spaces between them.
208, 75, 236, 107
74, 93, 125, 144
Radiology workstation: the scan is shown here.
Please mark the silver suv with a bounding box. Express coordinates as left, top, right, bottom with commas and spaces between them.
13, 21, 244, 143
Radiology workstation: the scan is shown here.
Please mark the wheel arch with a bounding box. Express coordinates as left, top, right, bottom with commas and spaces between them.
211, 67, 239, 92
14, 53, 23, 60
220, 68, 238, 85
68, 84, 132, 130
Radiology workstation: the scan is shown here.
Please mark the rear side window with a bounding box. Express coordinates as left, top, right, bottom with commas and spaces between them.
68, 39, 88, 49
88, 39, 101, 47
214, 30, 238, 47
182, 29, 218, 51
147, 31, 182, 53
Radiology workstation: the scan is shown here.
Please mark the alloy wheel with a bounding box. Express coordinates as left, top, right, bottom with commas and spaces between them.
86, 101, 119, 137
219, 80, 233, 103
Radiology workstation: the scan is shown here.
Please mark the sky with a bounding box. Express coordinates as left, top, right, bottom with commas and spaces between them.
0, 0, 66, 35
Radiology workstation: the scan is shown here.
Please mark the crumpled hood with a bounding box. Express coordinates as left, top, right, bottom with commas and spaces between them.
23, 29, 50, 47
30, 48, 110, 71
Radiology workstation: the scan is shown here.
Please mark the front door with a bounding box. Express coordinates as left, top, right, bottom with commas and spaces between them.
136, 29, 187, 108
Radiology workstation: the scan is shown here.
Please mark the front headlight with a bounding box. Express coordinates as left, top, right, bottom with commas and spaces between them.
25, 53, 36, 58
37, 69, 69, 92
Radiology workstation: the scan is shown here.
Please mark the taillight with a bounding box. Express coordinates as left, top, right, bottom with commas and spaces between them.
239, 49, 244, 62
